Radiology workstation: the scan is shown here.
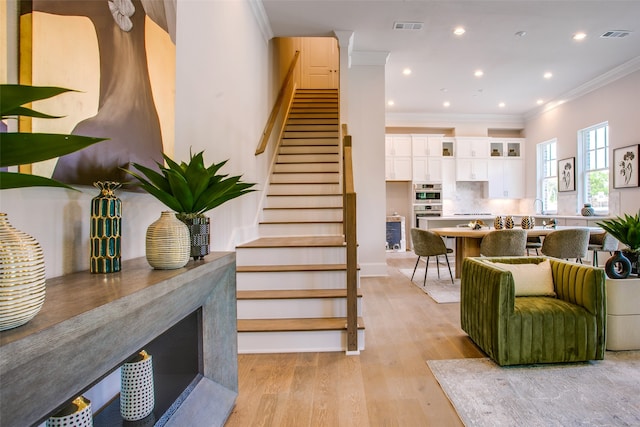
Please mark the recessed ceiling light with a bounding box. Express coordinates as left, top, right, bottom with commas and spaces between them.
573, 32, 587, 41
453, 27, 466, 36
544, 72, 553, 79
536, 99, 544, 105
498, 102, 506, 108
387, 100, 395, 106
443, 101, 451, 108
474, 70, 484, 77
402, 68, 412, 76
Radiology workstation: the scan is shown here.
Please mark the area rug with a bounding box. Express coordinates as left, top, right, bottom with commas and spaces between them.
427, 352, 640, 426
399, 267, 460, 303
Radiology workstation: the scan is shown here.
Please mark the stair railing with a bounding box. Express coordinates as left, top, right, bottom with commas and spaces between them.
255, 50, 300, 155
342, 125, 359, 353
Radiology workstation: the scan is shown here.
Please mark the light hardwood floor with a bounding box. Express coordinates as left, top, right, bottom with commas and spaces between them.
225, 252, 485, 426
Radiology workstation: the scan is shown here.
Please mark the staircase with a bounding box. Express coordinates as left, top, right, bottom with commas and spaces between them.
236, 89, 364, 353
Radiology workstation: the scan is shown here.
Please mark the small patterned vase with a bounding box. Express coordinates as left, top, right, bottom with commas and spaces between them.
504, 216, 514, 229
46, 396, 92, 427
494, 216, 504, 230
121, 350, 154, 421
581, 203, 595, 216
146, 212, 190, 269
90, 181, 122, 273
521, 216, 535, 229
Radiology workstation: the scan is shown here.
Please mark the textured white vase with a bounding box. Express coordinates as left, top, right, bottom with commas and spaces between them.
145, 211, 190, 269
0, 213, 46, 331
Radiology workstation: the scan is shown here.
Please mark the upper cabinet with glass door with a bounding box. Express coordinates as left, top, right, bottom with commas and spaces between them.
490, 138, 524, 158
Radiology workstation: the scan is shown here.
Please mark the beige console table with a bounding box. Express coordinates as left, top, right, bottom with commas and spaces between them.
606, 277, 640, 351
0, 254, 238, 427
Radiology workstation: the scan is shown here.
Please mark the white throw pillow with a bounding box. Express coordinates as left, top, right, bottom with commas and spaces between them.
491, 260, 556, 297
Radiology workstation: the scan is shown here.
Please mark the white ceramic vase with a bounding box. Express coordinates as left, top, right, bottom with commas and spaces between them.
46, 396, 93, 427
145, 212, 190, 269
120, 350, 155, 421
0, 213, 46, 331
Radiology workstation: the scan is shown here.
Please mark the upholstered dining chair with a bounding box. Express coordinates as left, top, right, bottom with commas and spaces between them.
525, 235, 543, 255
480, 229, 527, 257
410, 228, 454, 285
541, 228, 590, 263
588, 232, 619, 267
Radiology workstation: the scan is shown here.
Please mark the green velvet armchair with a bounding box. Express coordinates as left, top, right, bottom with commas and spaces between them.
461, 256, 606, 366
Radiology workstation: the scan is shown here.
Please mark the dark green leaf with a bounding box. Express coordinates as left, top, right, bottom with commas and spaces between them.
1, 84, 75, 118
165, 168, 194, 212
2, 106, 63, 119
1, 133, 108, 167
0, 171, 77, 190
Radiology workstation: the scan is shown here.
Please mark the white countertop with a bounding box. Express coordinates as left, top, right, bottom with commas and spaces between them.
432, 215, 612, 220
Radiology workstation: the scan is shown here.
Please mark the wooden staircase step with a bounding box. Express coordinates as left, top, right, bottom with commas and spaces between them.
237, 264, 350, 272
238, 236, 345, 248
237, 289, 362, 300
286, 118, 339, 125
237, 317, 365, 333
288, 113, 339, 119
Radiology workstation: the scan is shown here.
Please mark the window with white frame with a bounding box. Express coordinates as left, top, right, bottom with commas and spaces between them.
537, 139, 557, 213
579, 122, 609, 213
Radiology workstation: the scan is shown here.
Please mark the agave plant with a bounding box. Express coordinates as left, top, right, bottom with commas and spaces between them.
125, 150, 256, 219
597, 211, 640, 253
0, 84, 107, 190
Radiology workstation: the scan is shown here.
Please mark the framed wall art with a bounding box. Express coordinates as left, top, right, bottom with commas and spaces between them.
613, 144, 639, 188
558, 157, 575, 192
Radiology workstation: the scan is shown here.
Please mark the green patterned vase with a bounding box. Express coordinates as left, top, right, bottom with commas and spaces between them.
90, 181, 122, 273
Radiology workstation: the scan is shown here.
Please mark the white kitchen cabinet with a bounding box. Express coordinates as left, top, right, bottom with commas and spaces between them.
456, 157, 489, 181
413, 156, 443, 182
455, 137, 489, 181
386, 136, 412, 181
488, 158, 524, 198
455, 137, 490, 158
441, 158, 456, 196
412, 135, 448, 157
490, 138, 524, 158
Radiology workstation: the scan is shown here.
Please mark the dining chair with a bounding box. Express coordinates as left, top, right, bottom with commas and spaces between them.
525, 235, 543, 255
410, 228, 454, 285
588, 232, 619, 267
541, 228, 590, 263
480, 229, 528, 257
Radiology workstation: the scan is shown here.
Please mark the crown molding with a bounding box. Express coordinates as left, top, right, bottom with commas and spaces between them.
249, 0, 274, 43
524, 55, 640, 120
385, 112, 525, 128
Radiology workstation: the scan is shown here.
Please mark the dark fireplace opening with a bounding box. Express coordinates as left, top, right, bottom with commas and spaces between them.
93, 309, 201, 426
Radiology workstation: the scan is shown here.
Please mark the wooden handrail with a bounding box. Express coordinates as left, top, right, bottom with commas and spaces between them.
342, 131, 358, 353
255, 50, 300, 155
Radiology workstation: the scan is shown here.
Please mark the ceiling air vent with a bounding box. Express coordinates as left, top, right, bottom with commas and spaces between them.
600, 30, 632, 38
393, 21, 423, 30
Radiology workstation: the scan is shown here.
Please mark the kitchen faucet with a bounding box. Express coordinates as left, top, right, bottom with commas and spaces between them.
533, 198, 545, 215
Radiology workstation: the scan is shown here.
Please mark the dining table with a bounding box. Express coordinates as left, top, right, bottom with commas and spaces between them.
428, 226, 605, 278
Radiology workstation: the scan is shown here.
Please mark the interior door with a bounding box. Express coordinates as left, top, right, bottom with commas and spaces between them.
301, 37, 339, 89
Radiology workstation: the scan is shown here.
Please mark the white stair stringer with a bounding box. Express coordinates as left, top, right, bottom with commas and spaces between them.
236, 88, 363, 354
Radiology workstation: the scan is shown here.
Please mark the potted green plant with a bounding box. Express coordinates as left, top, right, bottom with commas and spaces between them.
0, 84, 107, 330
125, 151, 256, 260
597, 211, 640, 277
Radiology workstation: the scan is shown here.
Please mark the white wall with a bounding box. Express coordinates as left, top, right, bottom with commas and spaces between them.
348, 62, 388, 276
175, 0, 273, 250
524, 70, 640, 217
1, 0, 274, 279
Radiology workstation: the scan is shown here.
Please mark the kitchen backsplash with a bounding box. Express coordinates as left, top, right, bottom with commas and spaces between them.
443, 181, 522, 215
